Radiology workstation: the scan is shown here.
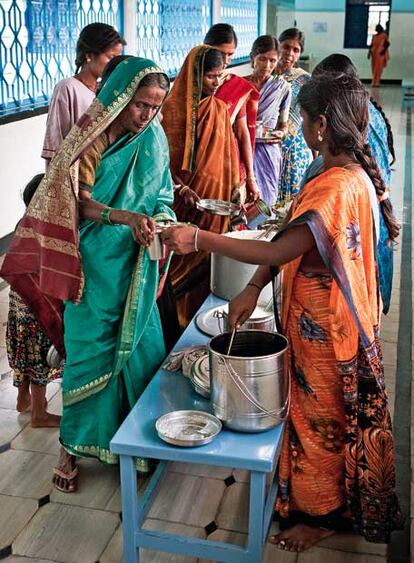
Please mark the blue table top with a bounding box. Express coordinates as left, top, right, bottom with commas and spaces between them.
110, 294, 284, 472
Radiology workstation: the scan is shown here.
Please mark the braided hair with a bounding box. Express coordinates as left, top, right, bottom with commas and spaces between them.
313, 54, 396, 165
298, 74, 400, 240
75, 23, 126, 74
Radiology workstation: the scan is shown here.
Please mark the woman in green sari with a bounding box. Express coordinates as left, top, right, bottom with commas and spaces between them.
2, 57, 175, 492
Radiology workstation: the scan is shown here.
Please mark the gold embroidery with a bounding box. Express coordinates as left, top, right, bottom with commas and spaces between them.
17, 227, 78, 257
62, 372, 112, 406
63, 442, 118, 464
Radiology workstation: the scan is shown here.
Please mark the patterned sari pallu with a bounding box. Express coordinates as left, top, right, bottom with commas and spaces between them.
276, 167, 403, 542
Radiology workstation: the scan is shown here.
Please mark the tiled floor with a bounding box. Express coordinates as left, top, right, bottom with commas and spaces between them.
0, 85, 411, 562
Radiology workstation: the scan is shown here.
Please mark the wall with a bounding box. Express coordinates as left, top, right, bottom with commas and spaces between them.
295, 0, 414, 79
0, 114, 46, 236
267, 0, 296, 37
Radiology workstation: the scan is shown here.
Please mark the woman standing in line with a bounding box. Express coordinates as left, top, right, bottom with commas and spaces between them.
276, 28, 312, 201
42, 22, 125, 164
162, 73, 402, 550
204, 24, 260, 202
247, 35, 291, 207
161, 45, 239, 327
2, 57, 175, 490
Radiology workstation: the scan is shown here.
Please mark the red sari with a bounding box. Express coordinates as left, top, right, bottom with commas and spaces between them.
215, 73, 259, 182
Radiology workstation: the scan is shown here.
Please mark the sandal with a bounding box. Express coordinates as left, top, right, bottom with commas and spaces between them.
52, 466, 79, 493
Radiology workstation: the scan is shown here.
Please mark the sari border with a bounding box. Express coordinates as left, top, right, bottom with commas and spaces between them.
62, 372, 112, 406
61, 441, 118, 464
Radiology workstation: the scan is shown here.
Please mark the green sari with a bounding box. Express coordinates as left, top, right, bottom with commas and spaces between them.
59, 58, 175, 463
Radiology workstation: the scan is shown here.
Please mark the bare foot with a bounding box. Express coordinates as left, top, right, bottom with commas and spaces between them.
31, 412, 61, 428
53, 448, 78, 493
16, 382, 31, 412
269, 524, 335, 552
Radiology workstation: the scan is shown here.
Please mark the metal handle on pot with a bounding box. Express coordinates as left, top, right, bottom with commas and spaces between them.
220, 357, 290, 420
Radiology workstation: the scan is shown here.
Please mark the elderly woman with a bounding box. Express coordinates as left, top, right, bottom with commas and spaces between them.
162, 74, 402, 550
1, 57, 175, 491
162, 45, 239, 327
276, 28, 313, 200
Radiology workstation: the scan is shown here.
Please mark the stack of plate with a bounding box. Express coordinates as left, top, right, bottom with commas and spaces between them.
190, 354, 210, 398
181, 346, 208, 377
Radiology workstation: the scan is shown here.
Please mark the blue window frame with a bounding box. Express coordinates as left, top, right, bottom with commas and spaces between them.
0, 0, 121, 118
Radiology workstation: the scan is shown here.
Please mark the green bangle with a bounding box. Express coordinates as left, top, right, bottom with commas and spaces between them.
101, 207, 114, 225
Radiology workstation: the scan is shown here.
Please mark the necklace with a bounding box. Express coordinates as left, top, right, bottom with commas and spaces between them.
75, 75, 97, 93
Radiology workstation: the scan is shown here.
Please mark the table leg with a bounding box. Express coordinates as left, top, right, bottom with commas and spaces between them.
120, 455, 139, 563
247, 470, 266, 563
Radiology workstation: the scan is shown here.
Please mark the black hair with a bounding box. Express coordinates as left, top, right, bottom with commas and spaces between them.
75, 23, 126, 74
313, 53, 357, 78
278, 28, 305, 53
376, 24, 384, 33
204, 23, 238, 47
313, 53, 395, 165
203, 48, 225, 73
298, 73, 399, 240
23, 173, 44, 207
250, 35, 278, 62
98, 55, 133, 93
139, 72, 170, 92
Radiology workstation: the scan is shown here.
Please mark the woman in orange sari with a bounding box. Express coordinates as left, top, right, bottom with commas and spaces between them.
162, 73, 403, 550
162, 45, 239, 326
204, 24, 260, 200
368, 24, 390, 87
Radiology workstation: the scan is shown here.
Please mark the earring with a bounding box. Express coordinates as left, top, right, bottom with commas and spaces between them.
317, 132, 323, 142
86, 57, 91, 63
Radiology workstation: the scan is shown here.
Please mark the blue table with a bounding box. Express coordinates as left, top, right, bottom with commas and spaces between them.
110, 294, 284, 563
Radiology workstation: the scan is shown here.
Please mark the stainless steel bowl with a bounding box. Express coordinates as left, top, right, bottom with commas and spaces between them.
155, 410, 221, 447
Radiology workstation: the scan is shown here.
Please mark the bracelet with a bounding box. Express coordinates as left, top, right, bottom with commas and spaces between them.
179, 185, 190, 197
193, 227, 200, 252
246, 176, 256, 182
247, 282, 263, 291
101, 207, 114, 225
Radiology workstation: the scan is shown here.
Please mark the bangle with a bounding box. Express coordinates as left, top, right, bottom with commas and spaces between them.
194, 227, 200, 252
247, 281, 263, 291
101, 207, 114, 225
179, 185, 190, 197
246, 175, 256, 182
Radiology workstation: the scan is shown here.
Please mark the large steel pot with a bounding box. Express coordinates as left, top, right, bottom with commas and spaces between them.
210, 230, 278, 306
208, 330, 289, 432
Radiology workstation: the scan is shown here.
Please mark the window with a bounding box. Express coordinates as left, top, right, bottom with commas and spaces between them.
344, 0, 390, 49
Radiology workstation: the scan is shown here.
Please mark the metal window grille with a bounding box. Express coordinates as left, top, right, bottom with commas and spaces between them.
136, 0, 212, 77
0, 0, 121, 117
221, 0, 259, 63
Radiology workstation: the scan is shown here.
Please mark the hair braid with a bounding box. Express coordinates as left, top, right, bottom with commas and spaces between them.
353, 142, 400, 240
369, 97, 395, 165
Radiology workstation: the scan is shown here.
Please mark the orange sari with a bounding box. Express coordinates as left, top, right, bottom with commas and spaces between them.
162, 46, 239, 326
370, 31, 389, 87
276, 168, 402, 541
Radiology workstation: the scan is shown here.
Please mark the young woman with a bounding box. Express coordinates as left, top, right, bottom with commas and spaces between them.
2, 57, 175, 491
161, 73, 403, 550
247, 35, 291, 206
41, 22, 125, 163
306, 53, 396, 314
275, 28, 312, 200
204, 24, 260, 201
161, 45, 239, 327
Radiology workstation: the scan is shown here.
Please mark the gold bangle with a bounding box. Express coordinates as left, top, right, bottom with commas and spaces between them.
247, 282, 263, 291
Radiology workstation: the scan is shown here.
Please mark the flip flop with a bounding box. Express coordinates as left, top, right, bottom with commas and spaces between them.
52, 466, 79, 493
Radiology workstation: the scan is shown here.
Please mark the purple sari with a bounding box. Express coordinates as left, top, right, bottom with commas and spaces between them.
253, 77, 291, 207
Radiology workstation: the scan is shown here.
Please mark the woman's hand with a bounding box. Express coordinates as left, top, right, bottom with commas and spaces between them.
245, 176, 261, 202
227, 285, 260, 329
264, 130, 284, 145
178, 186, 200, 207
128, 213, 156, 246
162, 226, 198, 254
